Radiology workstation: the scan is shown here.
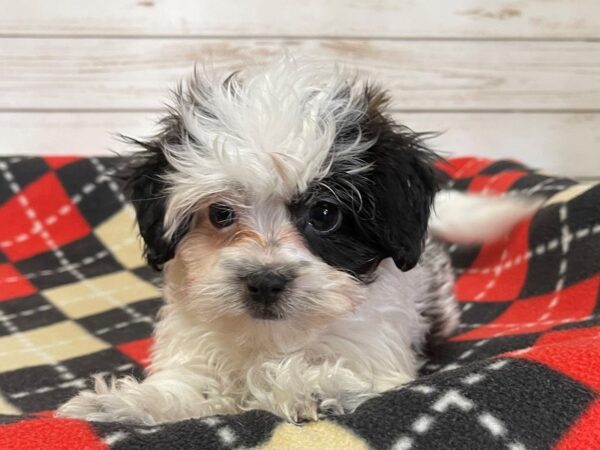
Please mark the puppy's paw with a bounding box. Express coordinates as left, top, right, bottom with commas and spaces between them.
56, 389, 155, 425
57, 390, 118, 422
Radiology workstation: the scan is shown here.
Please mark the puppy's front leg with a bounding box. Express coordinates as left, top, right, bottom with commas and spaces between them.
57, 367, 238, 424
245, 359, 408, 423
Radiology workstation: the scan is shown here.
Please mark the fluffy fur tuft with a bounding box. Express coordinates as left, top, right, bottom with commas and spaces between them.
430, 190, 545, 244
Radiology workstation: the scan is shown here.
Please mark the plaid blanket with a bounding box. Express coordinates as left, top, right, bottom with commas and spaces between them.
0, 155, 598, 449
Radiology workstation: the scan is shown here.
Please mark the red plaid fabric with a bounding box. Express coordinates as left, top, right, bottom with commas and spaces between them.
0, 156, 598, 449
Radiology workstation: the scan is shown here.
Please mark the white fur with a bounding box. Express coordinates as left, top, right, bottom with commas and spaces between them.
430, 190, 544, 244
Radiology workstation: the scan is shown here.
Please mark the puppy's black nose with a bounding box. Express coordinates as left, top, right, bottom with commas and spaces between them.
246, 271, 289, 305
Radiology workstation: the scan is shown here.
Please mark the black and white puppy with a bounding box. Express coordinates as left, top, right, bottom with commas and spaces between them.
58, 58, 538, 424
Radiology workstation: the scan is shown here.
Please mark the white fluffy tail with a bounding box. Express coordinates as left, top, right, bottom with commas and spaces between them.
429, 190, 545, 244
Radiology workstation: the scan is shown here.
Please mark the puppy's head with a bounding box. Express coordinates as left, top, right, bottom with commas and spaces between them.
123, 60, 438, 344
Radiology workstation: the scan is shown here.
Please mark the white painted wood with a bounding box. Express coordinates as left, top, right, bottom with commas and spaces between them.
0, 0, 598, 38
399, 113, 600, 178
1, 112, 598, 178
2, 39, 600, 111
0, 112, 157, 157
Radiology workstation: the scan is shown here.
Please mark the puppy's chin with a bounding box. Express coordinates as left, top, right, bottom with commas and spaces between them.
245, 306, 286, 321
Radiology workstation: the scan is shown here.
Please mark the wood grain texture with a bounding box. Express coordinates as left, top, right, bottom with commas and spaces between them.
1, 112, 598, 178
2, 38, 600, 111
0, 0, 597, 38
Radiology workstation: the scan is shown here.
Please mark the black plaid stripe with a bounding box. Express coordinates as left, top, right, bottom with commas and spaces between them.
76, 298, 161, 345
56, 159, 124, 228
60, 349, 144, 385
0, 349, 144, 414
510, 173, 577, 194
478, 160, 532, 175
447, 178, 472, 191
553, 316, 600, 332
565, 234, 600, 288
0, 415, 21, 425
12, 233, 126, 292
8, 158, 50, 189
458, 301, 511, 327
0, 363, 85, 413
14, 234, 123, 290
91, 410, 282, 450
0, 179, 12, 207
61, 235, 124, 280
519, 203, 564, 298
563, 186, 600, 286
13, 249, 79, 291
425, 333, 541, 369
0, 157, 50, 206
131, 266, 162, 287
0, 294, 66, 337
447, 244, 482, 271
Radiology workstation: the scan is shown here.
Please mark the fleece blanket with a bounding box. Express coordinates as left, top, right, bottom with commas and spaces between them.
0, 155, 598, 450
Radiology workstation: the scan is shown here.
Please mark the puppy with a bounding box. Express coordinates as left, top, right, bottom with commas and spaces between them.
57, 59, 538, 424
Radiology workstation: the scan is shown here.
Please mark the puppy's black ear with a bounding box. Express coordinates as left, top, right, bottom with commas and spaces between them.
364, 90, 440, 271
120, 116, 191, 271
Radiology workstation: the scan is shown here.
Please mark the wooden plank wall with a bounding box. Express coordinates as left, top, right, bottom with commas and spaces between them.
0, 0, 598, 178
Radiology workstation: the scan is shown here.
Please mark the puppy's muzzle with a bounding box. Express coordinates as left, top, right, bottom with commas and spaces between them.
243, 269, 295, 320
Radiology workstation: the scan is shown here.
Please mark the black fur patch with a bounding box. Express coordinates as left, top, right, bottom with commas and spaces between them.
290, 86, 441, 279
119, 112, 192, 270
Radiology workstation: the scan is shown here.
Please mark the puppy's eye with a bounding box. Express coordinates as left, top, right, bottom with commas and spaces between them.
308, 202, 341, 234
209, 203, 236, 229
